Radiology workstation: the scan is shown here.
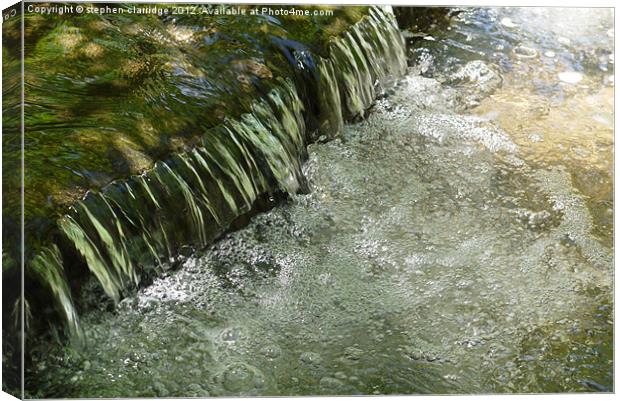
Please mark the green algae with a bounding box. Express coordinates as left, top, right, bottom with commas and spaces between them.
4, 4, 370, 304
11, 3, 369, 247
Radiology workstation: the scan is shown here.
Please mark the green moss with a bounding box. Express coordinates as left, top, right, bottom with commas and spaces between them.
3, 3, 369, 259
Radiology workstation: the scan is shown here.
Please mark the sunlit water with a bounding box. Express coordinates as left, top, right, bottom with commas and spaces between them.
28, 7, 613, 396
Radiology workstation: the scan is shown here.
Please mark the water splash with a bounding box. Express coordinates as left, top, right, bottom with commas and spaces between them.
30, 246, 80, 337
27, 69, 612, 397
29, 6, 409, 333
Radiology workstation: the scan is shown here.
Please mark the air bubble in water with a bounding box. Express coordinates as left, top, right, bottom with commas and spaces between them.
558, 71, 583, 84
260, 344, 282, 360
221, 363, 264, 392
220, 327, 244, 343
300, 351, 323, 366
500, 17, 517, 28
320, 376, 345, 390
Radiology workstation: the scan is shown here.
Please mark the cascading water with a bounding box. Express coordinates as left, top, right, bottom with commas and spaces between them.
27, 6, 407, 339
55, 78, 306, 305
13, 4, 613, 398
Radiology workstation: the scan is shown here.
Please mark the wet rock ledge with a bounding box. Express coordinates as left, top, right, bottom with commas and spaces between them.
2, 5, 407, 344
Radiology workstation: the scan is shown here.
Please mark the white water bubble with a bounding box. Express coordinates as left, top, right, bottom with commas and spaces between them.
558, 71, 583, 84
528, 134, 543, 143
220, 326, 245, 343
500, 17, 517, 28
591, 114, 611, 127
544, 50, 556, 58
260, 344, 282, 360
300, 351, 323, 366
221, 363, 264, 392
558, 36, 571, 46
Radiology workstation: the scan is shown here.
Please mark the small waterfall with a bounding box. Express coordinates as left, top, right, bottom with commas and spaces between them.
327, 7, 407, 120
317, 58, 344, 137
30, 246, 80, 336
29, 6, 408, 333
52, 78, 306, 304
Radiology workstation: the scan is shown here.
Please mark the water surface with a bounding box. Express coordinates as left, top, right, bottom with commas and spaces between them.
27, 6, 613, 397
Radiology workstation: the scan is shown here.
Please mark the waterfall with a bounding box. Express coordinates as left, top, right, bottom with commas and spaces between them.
30, 246, 80, 336
30, 6, 408, 334
326, 7, 407, 120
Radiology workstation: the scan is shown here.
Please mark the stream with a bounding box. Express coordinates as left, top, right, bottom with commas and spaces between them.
26, 6, 613, 397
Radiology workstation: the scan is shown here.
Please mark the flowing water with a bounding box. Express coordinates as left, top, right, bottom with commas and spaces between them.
26, 7, 613, 397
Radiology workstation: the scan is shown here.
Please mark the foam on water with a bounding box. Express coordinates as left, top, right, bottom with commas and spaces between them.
28, 67, 612, 395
